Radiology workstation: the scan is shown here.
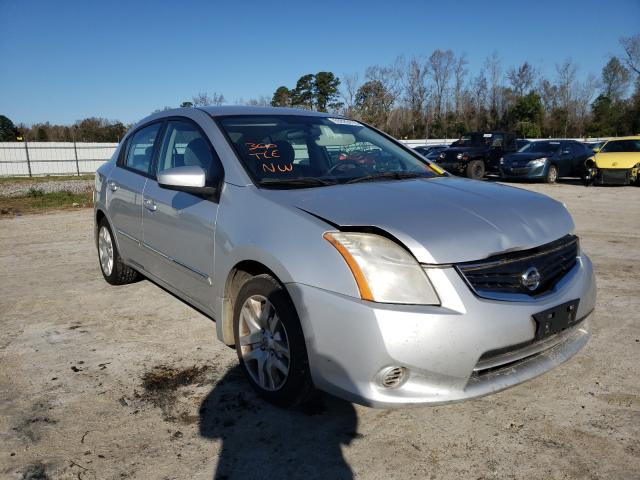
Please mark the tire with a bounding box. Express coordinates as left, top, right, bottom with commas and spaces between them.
233, 274, 314, 407
465, 160, 485, 180
97, 218, 139, 285
545, 164, 558, 184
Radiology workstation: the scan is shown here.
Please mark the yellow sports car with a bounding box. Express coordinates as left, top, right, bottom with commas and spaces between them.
584, 136, 640, 186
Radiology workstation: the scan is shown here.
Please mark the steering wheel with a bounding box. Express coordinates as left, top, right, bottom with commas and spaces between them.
327, 160, 368, 176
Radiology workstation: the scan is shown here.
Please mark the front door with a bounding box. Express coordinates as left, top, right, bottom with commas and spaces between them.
141, 119, 222, 309
107, 122, 163, 266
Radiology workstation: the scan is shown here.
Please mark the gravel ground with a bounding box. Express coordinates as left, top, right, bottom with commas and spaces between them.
0, 179, 93, 197
0, 181, 639, 480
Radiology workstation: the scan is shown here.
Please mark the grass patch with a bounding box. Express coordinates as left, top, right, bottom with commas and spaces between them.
0, 190, 92, 215
0, 174, 94, 184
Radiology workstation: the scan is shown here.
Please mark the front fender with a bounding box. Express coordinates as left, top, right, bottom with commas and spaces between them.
212, 183, 362, 342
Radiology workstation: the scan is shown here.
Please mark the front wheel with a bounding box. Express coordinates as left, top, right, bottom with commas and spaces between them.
465, 160, 485, 180
233, 274, 314, 407
545, 164, 558, 184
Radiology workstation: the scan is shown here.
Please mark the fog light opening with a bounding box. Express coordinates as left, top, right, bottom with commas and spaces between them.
377, 366, 408, 389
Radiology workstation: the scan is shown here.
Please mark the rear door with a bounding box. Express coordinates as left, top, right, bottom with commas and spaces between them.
107, 122, 163, 266
141, 118, 223, 309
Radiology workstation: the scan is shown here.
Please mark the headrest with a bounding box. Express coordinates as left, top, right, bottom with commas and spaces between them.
272, 141, 295, 164
184, 138, 210, 168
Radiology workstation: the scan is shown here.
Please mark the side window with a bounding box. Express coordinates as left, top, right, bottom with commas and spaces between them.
491, 134, 504, 147
157, 120, 221, 185
125, 123, 162, 174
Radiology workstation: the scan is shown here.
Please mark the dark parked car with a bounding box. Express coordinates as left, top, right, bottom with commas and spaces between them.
500, 140, 593, 183
437, 132, 517, 179
414, 144, 450, 162
584, 140, 605, 152
413, 144, 448, 159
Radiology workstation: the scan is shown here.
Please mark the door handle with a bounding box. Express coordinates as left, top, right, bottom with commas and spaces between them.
144, 198, 157, 212
108, 181, 118, 192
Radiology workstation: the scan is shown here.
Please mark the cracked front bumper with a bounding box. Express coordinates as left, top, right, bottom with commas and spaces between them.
287, 254, 596, 408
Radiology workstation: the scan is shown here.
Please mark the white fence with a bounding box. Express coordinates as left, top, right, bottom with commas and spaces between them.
0, 142, 118, 177
0, 138, 608, 177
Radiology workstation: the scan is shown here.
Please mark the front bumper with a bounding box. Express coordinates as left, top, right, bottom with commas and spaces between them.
437, 161, 465, 175
588, 168, 635, 185
287, 254, 596, 407
500, 163, 546, 179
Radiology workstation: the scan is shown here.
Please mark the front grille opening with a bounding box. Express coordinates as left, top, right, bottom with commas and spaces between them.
472, 353, 537, 378
456, 235, 579, 298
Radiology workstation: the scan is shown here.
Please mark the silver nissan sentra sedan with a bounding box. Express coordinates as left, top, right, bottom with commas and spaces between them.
94, 106, 596, 408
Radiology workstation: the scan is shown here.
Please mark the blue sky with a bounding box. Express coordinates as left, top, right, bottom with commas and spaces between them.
1, 0, 638, 125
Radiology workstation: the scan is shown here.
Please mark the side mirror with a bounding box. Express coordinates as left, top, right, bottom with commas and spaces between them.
158, 166, 218, 196
592, 147, 600, 153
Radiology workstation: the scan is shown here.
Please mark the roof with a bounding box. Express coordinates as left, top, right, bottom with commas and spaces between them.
602, 136, 640, 141
199, 105, 334, 117
137, 105, 338, 127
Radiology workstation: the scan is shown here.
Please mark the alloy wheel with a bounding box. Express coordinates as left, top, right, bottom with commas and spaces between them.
238, 295, 290, 391
98, 226, 114, 276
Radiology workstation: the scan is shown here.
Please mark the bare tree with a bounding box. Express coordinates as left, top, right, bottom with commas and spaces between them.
601, 56, 630, 100
470, 71, 488, 130
575, 73, 599, 136
453, 54, 468, 117
404, 57, 429, 136
506, 62, 537, 96
191, 92, 225, 106
556, 59, 578, 136
484, 52, 503, 127
620, 33, 640, 75
341, 73, 360, 115
427, 49, 455, 118
365, 59, 404, 105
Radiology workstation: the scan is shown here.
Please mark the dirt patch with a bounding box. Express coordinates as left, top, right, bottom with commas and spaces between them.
140, 365, 213, 421
21, 462, 50, 480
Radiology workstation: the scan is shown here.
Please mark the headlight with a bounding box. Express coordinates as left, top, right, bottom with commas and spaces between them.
499, 157, 504, 164
456, 153, 463, 160
528, 157, 547, 166
324, 232, 440, 305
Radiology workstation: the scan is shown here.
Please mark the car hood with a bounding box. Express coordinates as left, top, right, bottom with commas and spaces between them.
503, 152, 549, 163
594, 152, 640, 169
259, 177, 574, 264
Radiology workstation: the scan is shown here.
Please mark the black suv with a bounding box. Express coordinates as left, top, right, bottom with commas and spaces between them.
437, 132, 517, 179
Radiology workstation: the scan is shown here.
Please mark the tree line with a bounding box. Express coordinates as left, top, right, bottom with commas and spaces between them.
1, 34, 638, 142
270, 34, 639, 139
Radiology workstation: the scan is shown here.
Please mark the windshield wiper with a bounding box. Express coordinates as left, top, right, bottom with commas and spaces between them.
258, 177, 337, 189
344, 171, 429, 184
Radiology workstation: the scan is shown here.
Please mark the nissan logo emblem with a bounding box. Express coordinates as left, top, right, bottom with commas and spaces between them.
521, 267, 541, 291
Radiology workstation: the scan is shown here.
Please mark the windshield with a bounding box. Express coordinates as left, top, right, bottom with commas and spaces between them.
600, 139, 640, 153
218, 115, 443, 188
451, 133, 489, 147
518, 141, 562, 154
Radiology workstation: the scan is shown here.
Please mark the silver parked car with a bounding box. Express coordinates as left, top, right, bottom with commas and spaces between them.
94, 106, 596, 408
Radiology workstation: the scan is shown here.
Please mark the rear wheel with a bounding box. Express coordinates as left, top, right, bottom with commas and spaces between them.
97, 218, 139, 285
545, 164, 558, 184
465, 160, 485, 180
233, 274, 314, 407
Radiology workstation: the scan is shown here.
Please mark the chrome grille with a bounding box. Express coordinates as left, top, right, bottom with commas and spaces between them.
456, 235, 579, 298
